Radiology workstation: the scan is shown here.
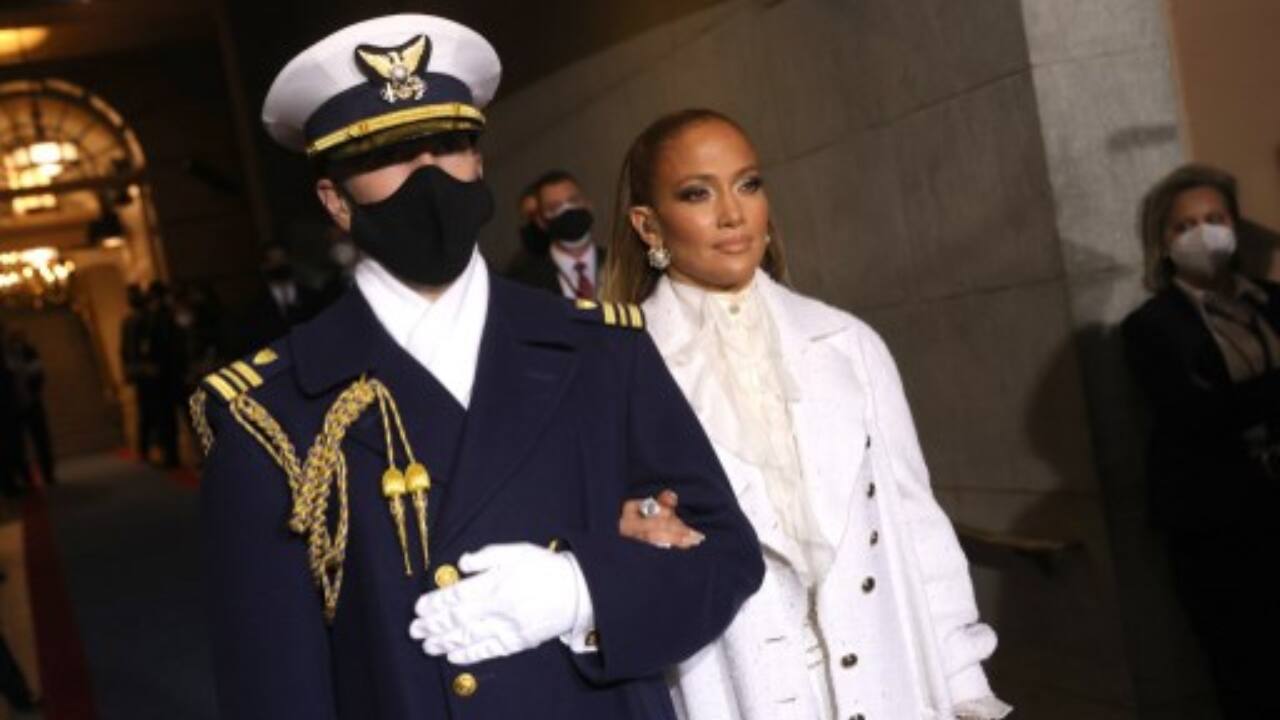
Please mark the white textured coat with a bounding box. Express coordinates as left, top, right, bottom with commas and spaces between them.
643, 274, 1007, 720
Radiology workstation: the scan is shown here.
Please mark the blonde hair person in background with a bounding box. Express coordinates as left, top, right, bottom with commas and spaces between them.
1123, 163, 1280, 719
603, 108, 1010, 720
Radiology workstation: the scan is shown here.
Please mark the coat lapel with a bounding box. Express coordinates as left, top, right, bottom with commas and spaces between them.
757, 278, 867, 554
433, 281, 579, 548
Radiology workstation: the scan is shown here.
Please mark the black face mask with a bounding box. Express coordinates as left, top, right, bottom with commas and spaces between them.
519, 221, 551, 255
546, 207, 593, 242
347, 165, 494, 286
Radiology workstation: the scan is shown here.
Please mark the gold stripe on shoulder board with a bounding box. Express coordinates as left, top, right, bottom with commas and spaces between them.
218, 367, 250, 393
203, 372, 238, 402
601, 303, 617, 326
614, 303, 632, 328
627, 304, 644, 328
231, 360, 264, 388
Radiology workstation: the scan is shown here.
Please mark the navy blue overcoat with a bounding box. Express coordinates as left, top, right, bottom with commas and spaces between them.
199, 275, 764, 719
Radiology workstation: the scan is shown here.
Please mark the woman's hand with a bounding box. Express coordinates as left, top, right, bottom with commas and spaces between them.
619, 489, 705, 549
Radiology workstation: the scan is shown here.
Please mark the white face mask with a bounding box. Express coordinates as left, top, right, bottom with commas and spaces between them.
1168, 223, 1236, 278
330, 240, 359, 268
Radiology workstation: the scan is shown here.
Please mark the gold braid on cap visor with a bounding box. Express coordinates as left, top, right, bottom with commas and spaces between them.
305, 102, 486, 157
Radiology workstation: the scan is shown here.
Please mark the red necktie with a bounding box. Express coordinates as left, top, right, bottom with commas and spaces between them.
574, 260, 595, 300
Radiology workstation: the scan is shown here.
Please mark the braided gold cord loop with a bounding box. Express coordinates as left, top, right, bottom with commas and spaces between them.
189, 389, 215, 456
200, 376, 428, 623
229, 379, 379, 622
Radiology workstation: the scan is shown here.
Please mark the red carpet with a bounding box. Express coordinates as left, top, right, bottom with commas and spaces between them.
168, 467, 200, 491
22, 490, 98, 719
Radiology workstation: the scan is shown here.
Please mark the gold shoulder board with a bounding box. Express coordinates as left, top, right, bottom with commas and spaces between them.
572, 299, 645, 330
190, 347, 289, 454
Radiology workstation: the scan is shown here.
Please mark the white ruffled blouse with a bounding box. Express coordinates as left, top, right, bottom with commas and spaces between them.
668, 278, 833, 585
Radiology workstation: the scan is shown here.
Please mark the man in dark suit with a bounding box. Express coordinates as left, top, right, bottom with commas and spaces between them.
505, 170, 606, 300
134, 281, 185, 467
5, 329, 54, 485
233, 246, 331, 357
0, 321, 25, 497
193, 14, 762, 719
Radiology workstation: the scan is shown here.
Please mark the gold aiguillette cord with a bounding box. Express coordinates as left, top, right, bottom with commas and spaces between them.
375, 385, 431, 575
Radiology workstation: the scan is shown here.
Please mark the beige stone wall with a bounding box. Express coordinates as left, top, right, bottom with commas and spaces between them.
1165, 0, 1280, 278
1022, 1, 1225, 717
474, 1, 1188, 716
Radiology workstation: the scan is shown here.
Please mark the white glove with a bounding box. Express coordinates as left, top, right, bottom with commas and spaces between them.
408, 542, 593, 665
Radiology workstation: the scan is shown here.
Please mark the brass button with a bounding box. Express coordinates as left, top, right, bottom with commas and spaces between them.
585, 629, 600, 648
452, 672, 478, 698
434, 564, 460, 588
870, 530, 879, 546
867, 482, 876, 499
841, 653, 858, 668
547, 538, 563, 552
862, 577, 876, 593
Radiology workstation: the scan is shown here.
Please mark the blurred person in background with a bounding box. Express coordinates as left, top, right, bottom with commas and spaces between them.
174, 283, 225, 392
1123, 163, 1280, 719
505, 170, 604, 299
326, 226, 361, 287
515, 183, 550, 256
0, 568, 37, 713
233, 246, 328, 356
120, 283, 148, 459
0, 321, 25, 497
605, 108, 1008, 720
132, 281, 185, 467
4, 329, 54, 486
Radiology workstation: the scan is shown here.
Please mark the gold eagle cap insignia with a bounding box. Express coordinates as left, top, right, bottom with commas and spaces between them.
355, 34, 430, 104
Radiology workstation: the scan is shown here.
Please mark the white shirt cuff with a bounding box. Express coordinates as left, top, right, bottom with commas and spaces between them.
954, 696, 1014, 720
557, 552, 598, 654
949, 665, 1012, 719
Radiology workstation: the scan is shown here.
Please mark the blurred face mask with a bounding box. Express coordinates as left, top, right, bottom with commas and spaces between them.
546, 206, 593, 244
1168, 223, 1236, 278
346, 165, 494, 286
330, 239, 359, 269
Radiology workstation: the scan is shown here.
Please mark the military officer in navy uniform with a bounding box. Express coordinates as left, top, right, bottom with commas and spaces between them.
193, 14, 763, 720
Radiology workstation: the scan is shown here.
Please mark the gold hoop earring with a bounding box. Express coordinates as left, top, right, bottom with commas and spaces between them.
647, 245, 671, 271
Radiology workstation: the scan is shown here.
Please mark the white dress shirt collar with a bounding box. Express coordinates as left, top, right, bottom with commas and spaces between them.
548, 237, 596, 298
353, 249, 489, 408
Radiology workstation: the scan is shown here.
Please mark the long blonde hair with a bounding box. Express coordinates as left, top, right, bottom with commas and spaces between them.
601, 108, 788, 304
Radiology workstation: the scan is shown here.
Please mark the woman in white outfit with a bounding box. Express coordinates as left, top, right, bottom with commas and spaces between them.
604, 108, 1011, 720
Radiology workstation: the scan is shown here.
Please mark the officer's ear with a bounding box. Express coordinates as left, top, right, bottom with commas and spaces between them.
316, 178, 353, 232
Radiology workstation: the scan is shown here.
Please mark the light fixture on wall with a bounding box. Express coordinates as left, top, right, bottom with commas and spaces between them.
3, 140, 81, 215
0, 246, 75, 305
0, 27, 50, 62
